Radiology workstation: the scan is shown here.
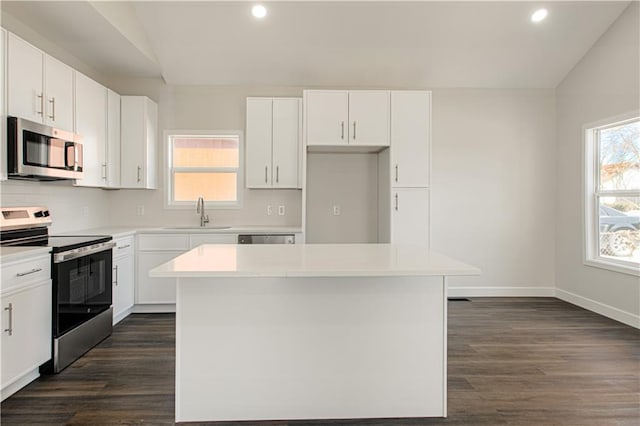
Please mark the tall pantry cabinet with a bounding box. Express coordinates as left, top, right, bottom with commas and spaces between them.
389, 91, 431, 246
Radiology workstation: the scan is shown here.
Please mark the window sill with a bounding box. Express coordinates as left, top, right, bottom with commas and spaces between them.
583, 258, 640, 277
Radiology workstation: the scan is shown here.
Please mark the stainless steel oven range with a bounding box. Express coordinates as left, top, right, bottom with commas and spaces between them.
0, 206, 114, 373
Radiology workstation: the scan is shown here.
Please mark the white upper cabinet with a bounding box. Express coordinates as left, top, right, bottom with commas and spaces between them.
305, 91, 349, 146
272, 98, 301, 188
348, 91, 390, 147
43, 56, 73, 131
121, 96, 158, 189
7, 34, 43, 124
74, 72, 107, 187
305, 90, 389, 147
246, 98, 273, 188
7, 34, 73, 132
106, 89, 121, 188
246, 97, 301, 189
390, 91, 431, 188
1, 29, 7, 181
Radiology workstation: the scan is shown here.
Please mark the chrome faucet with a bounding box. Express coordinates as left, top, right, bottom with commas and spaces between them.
196, 196, 209, 227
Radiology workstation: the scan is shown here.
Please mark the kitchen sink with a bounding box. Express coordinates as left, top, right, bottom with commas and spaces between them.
162, 226, 232, 230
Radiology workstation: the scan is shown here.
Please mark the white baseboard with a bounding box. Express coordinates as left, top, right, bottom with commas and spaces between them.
113, 306, 134, 325
1, 369, 39, 402
447, 286, 556, 298
132, 304, 176, 314
556, 288, 640, 329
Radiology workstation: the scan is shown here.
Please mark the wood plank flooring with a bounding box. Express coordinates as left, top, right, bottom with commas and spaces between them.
1, 298, 638, 425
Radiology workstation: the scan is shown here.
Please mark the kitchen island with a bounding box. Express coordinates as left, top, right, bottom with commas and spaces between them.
150, 244, 480, 423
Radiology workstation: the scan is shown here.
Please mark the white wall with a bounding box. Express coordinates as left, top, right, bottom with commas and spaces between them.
431, 89, 557, 295
0, 180, 110, 234
555, 3, 640, 325
306, 152, 380, 243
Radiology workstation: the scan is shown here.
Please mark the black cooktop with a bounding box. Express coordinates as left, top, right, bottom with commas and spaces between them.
0, 226, 111, 253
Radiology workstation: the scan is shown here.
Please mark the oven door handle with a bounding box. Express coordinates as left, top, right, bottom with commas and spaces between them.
53, 241, 116, 264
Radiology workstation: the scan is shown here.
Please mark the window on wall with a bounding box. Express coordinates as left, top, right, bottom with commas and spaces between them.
167, 132, 242, 207
584, 114, 640, 275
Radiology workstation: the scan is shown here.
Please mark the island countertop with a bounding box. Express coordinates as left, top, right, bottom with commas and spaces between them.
149, 243, 480, 278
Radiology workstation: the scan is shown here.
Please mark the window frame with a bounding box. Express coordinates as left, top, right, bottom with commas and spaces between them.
164, 130, 244, 209
583, 111, 640, 276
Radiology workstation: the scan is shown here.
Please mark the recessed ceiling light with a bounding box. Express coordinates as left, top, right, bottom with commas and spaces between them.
531, 8, 548, 23
252, 4, 267, 19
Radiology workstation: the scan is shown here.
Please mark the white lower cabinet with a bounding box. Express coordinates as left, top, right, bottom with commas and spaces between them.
136, 233, 238, 310
391, 188, 430, 246
112, 236, 134, 325
1, 253, 52, 401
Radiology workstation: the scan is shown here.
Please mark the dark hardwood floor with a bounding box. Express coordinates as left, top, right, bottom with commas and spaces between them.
1, 298, 638, 425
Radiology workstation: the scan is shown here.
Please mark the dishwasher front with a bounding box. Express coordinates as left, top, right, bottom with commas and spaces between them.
237, 234, 295, 244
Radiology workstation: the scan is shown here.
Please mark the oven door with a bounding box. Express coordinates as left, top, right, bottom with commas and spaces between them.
53, 248, 113, 337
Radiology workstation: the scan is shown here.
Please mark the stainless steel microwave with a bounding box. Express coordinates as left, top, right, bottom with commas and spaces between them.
7, 116, 83, 180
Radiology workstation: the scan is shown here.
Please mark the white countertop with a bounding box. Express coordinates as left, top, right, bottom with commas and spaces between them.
58, 225, 302, 237
149, 243, 481, 278
0, 246, 51, 263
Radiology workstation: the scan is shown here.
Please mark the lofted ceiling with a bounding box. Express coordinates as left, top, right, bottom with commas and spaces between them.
0, 1, 632, 88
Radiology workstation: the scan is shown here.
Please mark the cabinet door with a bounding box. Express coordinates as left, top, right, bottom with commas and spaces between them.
1, 29, 6, 181
305, 91, 348, 146
391, 91, 430, 187
137, 251, 184, 304
113, 253, 134, 324
1, 282, 52, 391
106, 89, 121, 188
246, 98, 273, 188
189, 233, 238, 249
75, 72, 107, 187
348, 91, 389, 146
391, 188, 430, 246
7, 34, 43, 123
44, 55, 73, 132
121, 96, 156, 189
272, 98, 300, 188
120, 96, 144, 188
144, 98, 158, 189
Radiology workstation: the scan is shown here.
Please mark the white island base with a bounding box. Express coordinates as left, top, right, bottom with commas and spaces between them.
150, 244, 480, 423
177, 276, 445, 422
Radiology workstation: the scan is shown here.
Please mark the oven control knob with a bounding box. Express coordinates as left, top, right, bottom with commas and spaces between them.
34, 211, 44, 218
43, 210, 50, 217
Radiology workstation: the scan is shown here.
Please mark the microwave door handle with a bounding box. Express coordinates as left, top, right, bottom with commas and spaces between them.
65, 143, 75, 169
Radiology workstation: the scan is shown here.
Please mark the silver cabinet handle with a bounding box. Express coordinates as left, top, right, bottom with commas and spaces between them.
265, 166, 268, 183
37, 93, 44, 116
4, 303, 13, 336
395, 193, 399, 211
353, 122, 357, 140
102, 163, 107, 180
341, 121, 344, 140
48, 97, 56, 121
16, 268, 42, 277
276, 166, 279, 183
137, 166, 141, 183
113, 265, 119, 286
395, 164, 399, 183
117, 244, 131, 250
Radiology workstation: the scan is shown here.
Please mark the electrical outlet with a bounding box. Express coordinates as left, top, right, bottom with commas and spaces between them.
136, 205, 145, 216
81, 206, 89, 217
333, 205, 341, 216
278, 205, 285, 216
267, 205, 273, 216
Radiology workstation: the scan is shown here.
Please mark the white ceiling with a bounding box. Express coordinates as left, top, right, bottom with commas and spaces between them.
1, 1, 631, 88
